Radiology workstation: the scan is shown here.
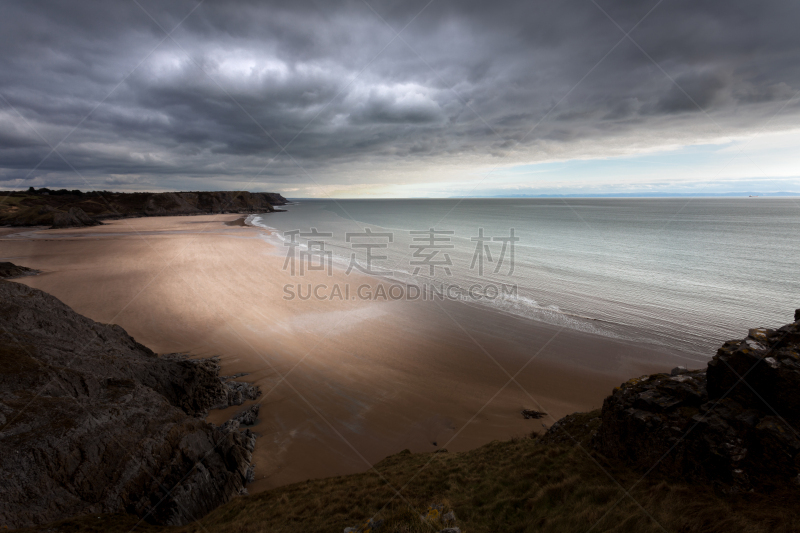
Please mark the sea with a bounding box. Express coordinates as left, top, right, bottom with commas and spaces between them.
251, 198, 800, 359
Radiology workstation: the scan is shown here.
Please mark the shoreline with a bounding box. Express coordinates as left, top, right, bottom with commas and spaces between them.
0, 211, 281, 231
247, 209, 709, 365
0, 214, 697, 492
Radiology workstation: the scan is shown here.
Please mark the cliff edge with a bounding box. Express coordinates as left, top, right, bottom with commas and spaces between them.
547, 310, 800, 493
0, 280, 260, 528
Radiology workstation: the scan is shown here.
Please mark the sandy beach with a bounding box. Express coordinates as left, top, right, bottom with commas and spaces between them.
0, 214, 694, 492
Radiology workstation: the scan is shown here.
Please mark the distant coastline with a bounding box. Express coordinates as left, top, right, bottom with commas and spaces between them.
0, 189, 288, 228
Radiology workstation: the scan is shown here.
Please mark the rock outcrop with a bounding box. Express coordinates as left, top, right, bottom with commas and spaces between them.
591, 310, 800, 492
0, 280, 260, 528
521, 408, 547, 419
0, 261, 40, 279
233, 404, 260, 426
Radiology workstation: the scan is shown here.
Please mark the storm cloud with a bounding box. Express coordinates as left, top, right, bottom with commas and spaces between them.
0, 0, 798, 195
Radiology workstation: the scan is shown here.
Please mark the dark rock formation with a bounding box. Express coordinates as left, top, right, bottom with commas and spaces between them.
224, 380, 261, 408
0, 280, 260, 528
158, 354, 260, 413
521, 408, 547, 419
0, 189, 288, 227
233, 404, 260, 426
591, 311, 800, 492
0, 261, 40, 279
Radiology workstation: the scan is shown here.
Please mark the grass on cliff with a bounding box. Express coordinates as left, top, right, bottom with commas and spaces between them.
21, 412, 800, 533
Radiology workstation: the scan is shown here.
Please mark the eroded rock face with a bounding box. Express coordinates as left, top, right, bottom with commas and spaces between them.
233, 404, 260, 426
0, 281, 259, 527
707, 325, 800, 420
593, 311, 800, 492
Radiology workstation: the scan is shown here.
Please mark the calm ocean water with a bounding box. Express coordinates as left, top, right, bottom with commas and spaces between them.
253, 198, 800, 359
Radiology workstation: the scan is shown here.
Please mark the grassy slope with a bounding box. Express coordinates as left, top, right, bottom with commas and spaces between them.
20, 412, 800, 533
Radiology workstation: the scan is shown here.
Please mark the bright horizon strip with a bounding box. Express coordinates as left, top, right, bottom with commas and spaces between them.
5, 129, 800, 199
265, 128, 800, 199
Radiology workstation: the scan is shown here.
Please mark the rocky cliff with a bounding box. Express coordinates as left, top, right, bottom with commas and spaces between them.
0, 261, 40, 279
0, 280, 261, 528
552, 310, 800, 493
0, 189, 288, 228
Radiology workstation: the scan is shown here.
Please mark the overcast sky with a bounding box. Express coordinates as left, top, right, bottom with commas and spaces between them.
1, 0, 799, 197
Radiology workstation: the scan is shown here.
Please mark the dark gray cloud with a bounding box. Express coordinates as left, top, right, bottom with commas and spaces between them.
0, 0, 799, 194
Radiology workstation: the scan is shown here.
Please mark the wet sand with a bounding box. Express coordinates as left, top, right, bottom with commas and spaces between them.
0, 214, 694, 492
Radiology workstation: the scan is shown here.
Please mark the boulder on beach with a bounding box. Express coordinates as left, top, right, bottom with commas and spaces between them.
0, 261, 39, 279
